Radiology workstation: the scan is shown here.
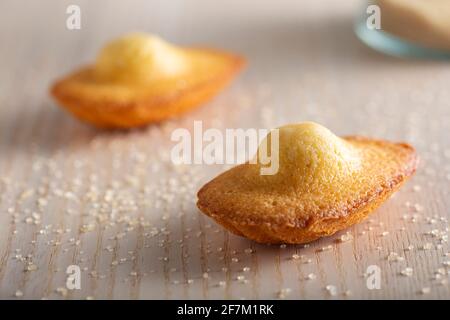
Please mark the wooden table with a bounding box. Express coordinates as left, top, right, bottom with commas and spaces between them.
0, 0, 449, 299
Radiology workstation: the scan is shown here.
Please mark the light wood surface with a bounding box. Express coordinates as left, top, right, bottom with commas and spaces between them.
0, 0, 449, 299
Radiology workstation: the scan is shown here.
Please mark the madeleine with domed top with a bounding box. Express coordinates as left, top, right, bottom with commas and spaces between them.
51, 33, 245, 128
197, 122, 418, 244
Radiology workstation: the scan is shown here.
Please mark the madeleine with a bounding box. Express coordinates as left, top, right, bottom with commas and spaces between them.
197, 122, 418, 244
51, 33, 245, 128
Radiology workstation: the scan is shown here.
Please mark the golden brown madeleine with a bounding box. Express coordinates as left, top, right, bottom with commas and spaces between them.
197, 122, 418, 244
51, 33, 245, 129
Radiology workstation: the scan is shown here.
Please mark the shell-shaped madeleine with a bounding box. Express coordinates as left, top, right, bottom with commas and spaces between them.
197, 122, 418, 244
51, 33, 245, 128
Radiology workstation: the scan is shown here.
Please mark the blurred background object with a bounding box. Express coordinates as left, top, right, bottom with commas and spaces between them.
355, 0, 450, 59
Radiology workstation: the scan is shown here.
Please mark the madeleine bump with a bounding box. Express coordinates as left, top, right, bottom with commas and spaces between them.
94, 34, 189, 84
51, 33, 245, 128
197, 122, 418, 244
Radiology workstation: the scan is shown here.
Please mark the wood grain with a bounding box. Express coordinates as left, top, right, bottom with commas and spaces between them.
0, 0, 449, 299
